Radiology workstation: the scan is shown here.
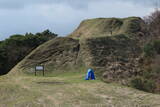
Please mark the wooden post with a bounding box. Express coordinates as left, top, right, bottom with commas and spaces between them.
43, 65, 44, 76
35, 66, 37, 76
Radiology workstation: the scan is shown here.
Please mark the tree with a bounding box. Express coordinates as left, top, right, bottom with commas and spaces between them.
0, 30, 58, 75
144, 9, 160, 39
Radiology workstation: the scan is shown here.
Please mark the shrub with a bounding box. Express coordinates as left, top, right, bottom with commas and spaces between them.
153, 40, 160, 54
131, 76, 156, 93
143, 79, 156, 93
131, 77, 144, 90
143, 40, 160, 57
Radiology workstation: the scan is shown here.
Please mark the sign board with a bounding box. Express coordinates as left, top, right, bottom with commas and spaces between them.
35, 65, 45, 76
35, 66, 44, 71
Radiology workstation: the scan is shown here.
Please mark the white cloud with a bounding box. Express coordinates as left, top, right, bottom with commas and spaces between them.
0, 0, 156, 40
0, 0, 158, 9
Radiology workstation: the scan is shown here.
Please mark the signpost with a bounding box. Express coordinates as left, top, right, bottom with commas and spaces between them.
35, 65, 45, 76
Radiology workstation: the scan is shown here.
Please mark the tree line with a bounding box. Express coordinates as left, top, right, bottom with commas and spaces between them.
0, 29, 57, 75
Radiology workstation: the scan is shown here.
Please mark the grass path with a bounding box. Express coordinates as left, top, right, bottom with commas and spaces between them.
0, 72, 160, 107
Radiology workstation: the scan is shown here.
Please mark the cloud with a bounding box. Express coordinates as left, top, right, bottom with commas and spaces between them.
0, 0, 94, 9
0, 0, 158, 9
124, 0, 160, 8
0, 0, 156, 40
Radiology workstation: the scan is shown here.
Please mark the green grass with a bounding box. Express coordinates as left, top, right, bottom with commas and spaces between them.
0, 70, 160, 107
69, 17, 143, 39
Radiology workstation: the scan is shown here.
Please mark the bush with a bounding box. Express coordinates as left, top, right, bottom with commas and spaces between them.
153, 40, 160, 54
131, 77, 144, 90
131, 76, 156, 93
143, 40, 160, 57
143, 79, 156, 92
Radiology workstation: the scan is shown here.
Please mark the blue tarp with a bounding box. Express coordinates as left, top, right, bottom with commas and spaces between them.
85, 69, 95, 80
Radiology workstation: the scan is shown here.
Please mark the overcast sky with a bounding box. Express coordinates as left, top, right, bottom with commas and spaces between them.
0, 0, 159, 40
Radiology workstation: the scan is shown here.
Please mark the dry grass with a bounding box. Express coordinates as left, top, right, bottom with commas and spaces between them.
69, 17, 143, 39
0, 68, 160, 107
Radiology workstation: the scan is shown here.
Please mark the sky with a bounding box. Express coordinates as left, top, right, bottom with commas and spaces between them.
0, 0, 159, 40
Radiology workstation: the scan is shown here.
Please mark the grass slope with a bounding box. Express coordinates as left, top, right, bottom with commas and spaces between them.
16, 37, 82, 75
8, 17, 144, 82
0, 66, 160, 107
69, 17, 143, 39
1, 49, 160, 106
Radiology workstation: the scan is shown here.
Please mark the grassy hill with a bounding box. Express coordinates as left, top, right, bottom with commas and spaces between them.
69, 17, 144, 39
14, 37, 82, 75
1, 17, 160, 106
12, 17, 145, 85
11, 17, 144, 73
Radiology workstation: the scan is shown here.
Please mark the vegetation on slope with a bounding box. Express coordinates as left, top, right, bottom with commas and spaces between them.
0, 30, 57, 75
69, 17, 144, 39
7, 10, 160, 94
80, 35, 142, 83
9, 16, 146, 88
9, 17, 145, 90
130, 9, 160, 93
15, 37, 81, 75
131, 40, 160, 93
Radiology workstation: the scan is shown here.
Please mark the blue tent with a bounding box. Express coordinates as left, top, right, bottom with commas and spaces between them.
85, 69, 95, 80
